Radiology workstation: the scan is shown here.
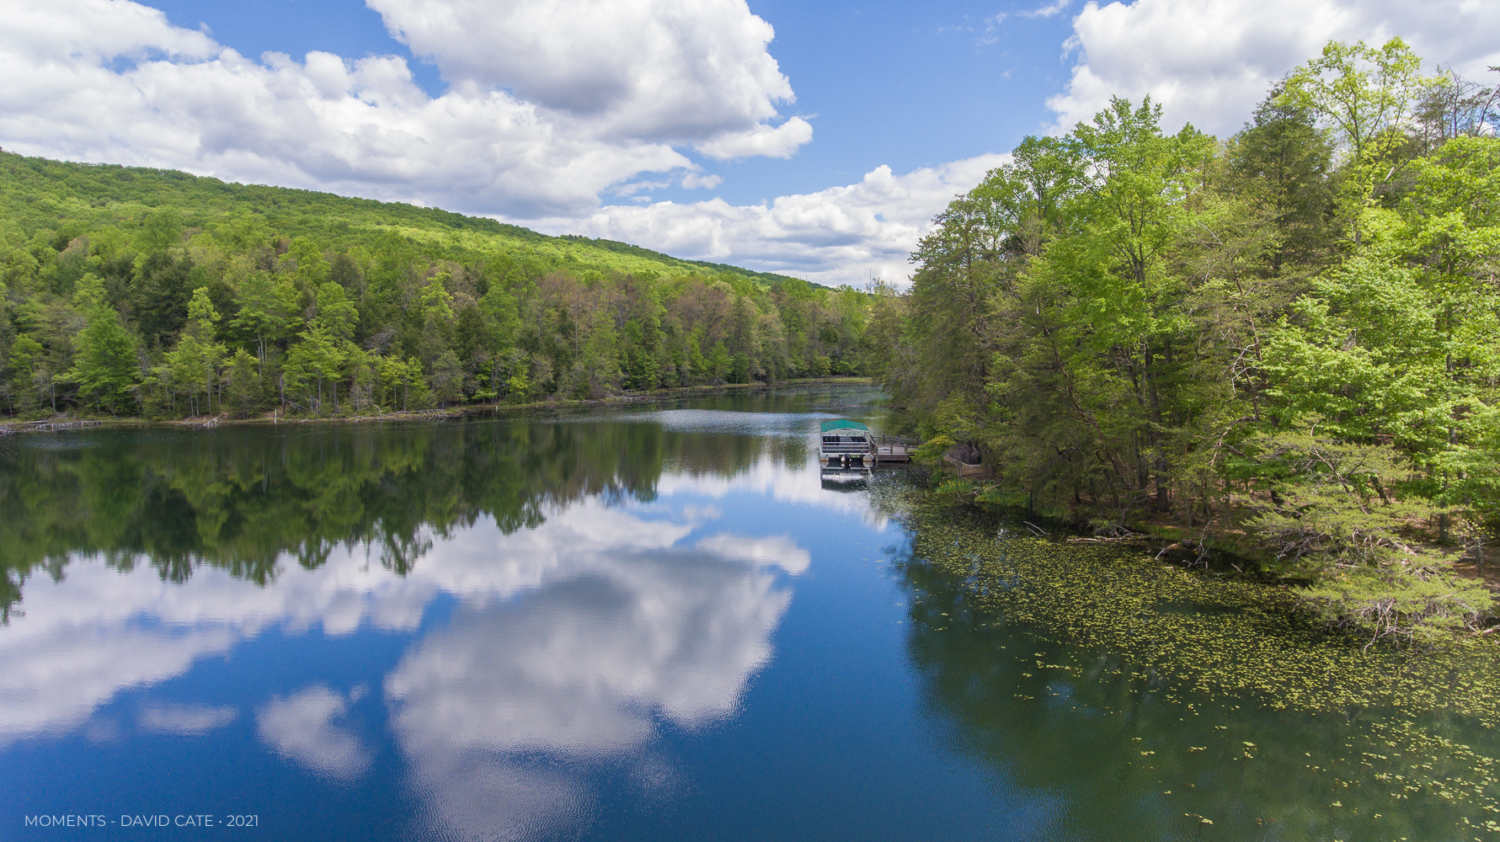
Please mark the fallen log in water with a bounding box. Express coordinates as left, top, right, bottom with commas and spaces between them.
0, 419, 105, 435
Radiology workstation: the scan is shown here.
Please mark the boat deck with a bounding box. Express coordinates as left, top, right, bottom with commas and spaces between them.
819, 421, 919, 467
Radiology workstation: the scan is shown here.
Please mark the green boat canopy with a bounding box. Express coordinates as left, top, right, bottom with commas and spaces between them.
820, 419, 870, 433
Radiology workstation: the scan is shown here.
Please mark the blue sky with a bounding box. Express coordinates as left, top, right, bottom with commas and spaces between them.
2, 0, 1496, 285
674, 0, 1076, 206
140, 0, 1078, 207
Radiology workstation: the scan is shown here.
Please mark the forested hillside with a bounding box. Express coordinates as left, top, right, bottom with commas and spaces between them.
873, 39, 1500, 639
0, 155, 872, 418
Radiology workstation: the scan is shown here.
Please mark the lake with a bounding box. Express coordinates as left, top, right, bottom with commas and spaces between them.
2, 385, 1497, 841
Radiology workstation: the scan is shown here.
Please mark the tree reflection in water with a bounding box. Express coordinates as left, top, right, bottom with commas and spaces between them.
0, 401, 859, 840
0, 412, 813, 615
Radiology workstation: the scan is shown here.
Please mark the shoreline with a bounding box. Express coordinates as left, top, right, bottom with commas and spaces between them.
925, 463, 1500, 614
0, 377, 876, 434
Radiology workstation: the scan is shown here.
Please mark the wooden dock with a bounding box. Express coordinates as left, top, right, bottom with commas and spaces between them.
871, 435, 919, 463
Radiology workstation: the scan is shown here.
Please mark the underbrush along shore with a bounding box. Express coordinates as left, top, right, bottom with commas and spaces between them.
916, 462, 1500, 648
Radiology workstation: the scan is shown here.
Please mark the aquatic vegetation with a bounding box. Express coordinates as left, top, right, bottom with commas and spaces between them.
875, 476, 1500, 839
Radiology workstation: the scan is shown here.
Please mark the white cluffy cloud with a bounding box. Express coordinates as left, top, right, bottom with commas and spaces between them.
534, 154, 1009, 287
0, 0, 806, 217
681, 172, 725, 190
0, 0, 1002, 287
1022, 0, 1073, 19
369, 0, 809, 157
1048, 0, 1500, 137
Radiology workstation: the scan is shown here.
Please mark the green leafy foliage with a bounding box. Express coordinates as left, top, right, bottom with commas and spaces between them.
0, 152, 873, 419
882, 39, 1500, 639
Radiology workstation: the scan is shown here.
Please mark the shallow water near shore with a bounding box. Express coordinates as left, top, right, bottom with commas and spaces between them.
2, 384, 1497, 841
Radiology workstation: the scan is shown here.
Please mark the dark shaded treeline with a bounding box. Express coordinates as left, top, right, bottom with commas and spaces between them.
0, 153, 874, 420
871, 39, 1500, 638
0, 410, 810, 622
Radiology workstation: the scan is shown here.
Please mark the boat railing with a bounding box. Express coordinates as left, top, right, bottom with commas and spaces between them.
820, 438, 872, 454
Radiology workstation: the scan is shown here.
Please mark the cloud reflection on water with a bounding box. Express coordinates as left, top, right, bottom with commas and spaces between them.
0, 453, 866, 838
387, 546, 794, 839
256, 686, 372, 781
137, 703, 238, 735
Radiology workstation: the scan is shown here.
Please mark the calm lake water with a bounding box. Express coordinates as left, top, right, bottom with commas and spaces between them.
2, 385, 1498, 841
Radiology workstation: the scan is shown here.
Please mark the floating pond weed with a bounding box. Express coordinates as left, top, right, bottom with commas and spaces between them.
871, 475, 1500, 840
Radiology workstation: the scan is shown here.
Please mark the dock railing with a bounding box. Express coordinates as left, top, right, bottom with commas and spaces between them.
871, 435, 920, 462
819, 434, 921, 463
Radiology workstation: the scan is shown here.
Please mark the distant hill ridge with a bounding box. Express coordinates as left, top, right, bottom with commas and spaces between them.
0, 151, 808, 287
